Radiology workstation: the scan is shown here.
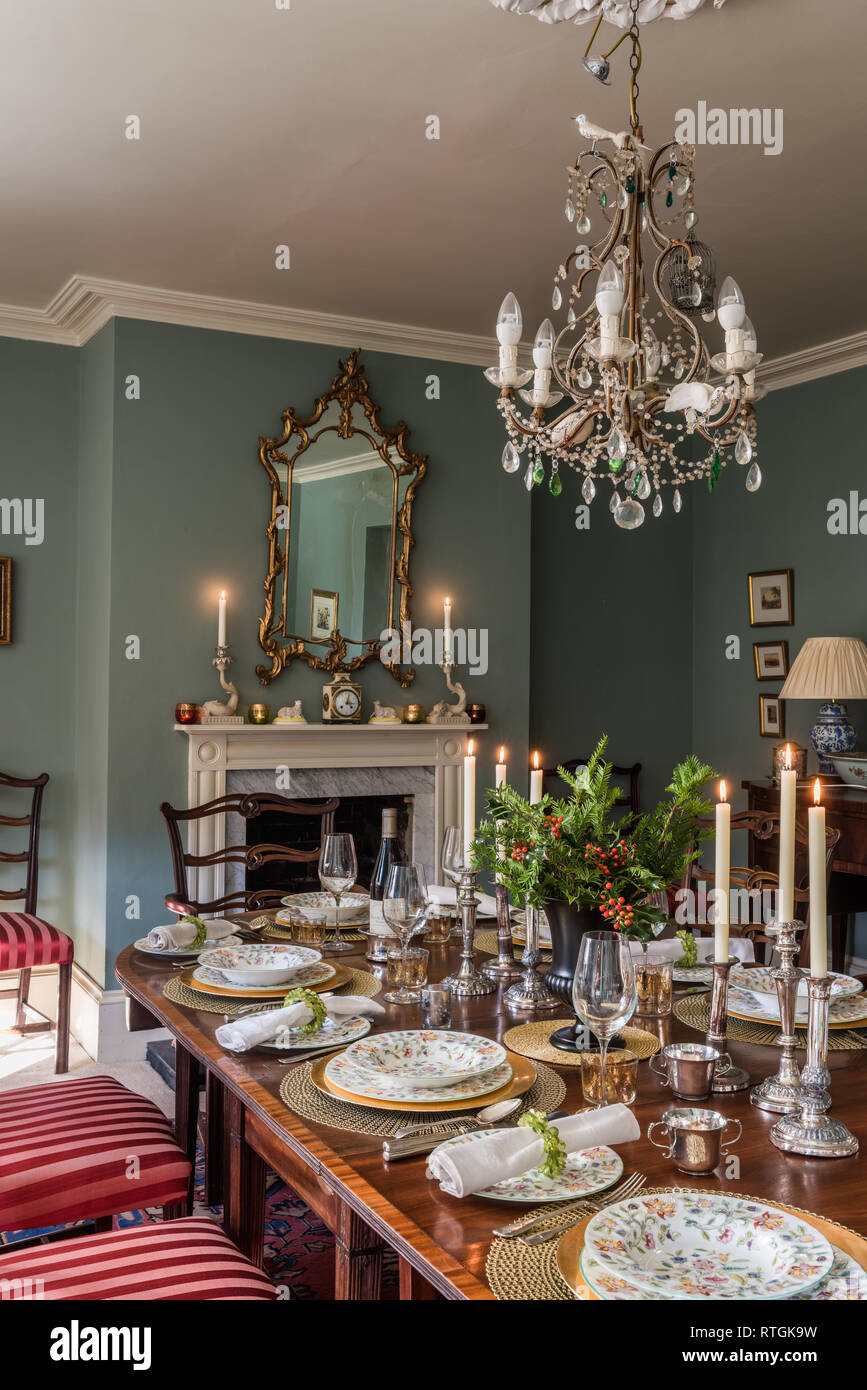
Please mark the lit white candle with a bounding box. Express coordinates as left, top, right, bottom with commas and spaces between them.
529, 751, 543, 806
443, 595, 453, 666
714, 780, 731, 963
778, 744, 796, 923
463, 737, 476, 862
808, 779, 828, 978
495, 747, 507, 790
218, 590, 227, 648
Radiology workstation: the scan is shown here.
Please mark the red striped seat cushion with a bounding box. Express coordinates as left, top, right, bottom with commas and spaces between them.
0, 913, 73, 971
0, 1076, 191, 1232
0, 1217, 276, 1300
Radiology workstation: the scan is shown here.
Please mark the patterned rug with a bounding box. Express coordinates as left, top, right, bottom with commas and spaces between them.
2, 1146, 398, 1300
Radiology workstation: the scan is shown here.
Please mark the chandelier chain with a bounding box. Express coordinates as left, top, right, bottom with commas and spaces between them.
628, 0, 641, 132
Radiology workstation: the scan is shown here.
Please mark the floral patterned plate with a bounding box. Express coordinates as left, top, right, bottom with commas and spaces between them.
433, 1136, 623, 1203
584, 1192, 834, 1300
323, 1052, 514, 1104
343, 1030, 507, 1087
672, 963, 714, 985
727, 983, 867, 1028
134, 933, 243, 958
259, 1014, 372, 1051
731, 965, 862, 1000
277, 891, 370, 927
579, 1240, 867, 1301
193, 961, 337, 994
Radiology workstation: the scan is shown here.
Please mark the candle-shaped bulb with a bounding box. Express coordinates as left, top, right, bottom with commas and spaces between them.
814, 778, 822, 805
719, 779, 727, 803
496, 292, 523, 346
532, 318, 555, 369
785, 743, 791, 770
742, 315, 758, 354
595, 260, 625, 317
717, 276, 746, 330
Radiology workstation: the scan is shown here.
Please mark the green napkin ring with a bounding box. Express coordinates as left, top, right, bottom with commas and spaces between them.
517, 1108, 567, 1178
281, 987, 327, 1034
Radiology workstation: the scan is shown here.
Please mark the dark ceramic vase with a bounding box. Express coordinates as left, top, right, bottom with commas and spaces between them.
545, 900, 626, 1052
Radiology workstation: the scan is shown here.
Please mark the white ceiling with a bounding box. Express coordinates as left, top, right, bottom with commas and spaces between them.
1, 0, 865, 364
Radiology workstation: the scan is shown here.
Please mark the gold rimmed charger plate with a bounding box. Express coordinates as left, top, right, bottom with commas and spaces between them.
310, 1047, 536, 1113
183, 961, 351, 999
555, 1198, 867, 1301
727, 1003, 867, 1030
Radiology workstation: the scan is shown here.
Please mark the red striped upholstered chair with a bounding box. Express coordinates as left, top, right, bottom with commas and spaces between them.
0, 1076, 192, 1243
0, 1217, 276, 1300
0, 770, 72, 1073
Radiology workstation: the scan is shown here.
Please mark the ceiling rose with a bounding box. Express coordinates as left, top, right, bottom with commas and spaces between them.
488, 0, 726, 24
486, 0, 759, 530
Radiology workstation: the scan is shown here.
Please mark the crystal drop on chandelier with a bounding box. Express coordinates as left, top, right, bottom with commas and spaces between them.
746, 462, 762, 492
614, 498, 645, 530
637, 472, 651, 501
565, 197, 575, 223
552, 285, 562, 310
502, 441, 520, 473
676, 175, 691, 196
582, 475, 596, 504
652, 494, 663, 518
609, 490, 621, 513
690, 281, 702, 306
576, 214, 591, 235
567, 307, 576, 325
735, 432, 752, 466
673, 361, 684, 379
685, 210, 696, 229
618, 186, 629, 210
577, 368, 592, 390
673, 488, 683, 513
607, 428, 627, 461
524, 463, 534, 492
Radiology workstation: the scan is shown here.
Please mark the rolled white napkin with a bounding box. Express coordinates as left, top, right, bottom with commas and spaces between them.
426, 1103, 640, 1198
692, 934, 755, 965
628, 938, 683, 964
214, 992, 385, 1052
427, 884, 499, 917
146, 918, 236, 951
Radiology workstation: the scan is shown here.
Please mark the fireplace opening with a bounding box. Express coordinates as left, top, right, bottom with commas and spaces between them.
244, 794, 414, 898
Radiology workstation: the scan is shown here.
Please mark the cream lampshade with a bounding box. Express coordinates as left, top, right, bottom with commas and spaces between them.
779, 637, 867, 775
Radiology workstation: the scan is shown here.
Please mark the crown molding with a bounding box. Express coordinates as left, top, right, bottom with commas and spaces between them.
0, 274, 864, 389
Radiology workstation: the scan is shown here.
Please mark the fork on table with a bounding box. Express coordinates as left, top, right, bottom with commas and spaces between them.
492, 1171, 647, 1244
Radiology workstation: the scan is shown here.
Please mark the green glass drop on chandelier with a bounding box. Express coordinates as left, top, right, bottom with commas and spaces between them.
532, 456, 545, 486
707, 450, 722, 493
549, 470, 563, 497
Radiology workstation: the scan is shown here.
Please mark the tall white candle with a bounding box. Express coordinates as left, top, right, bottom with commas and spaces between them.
714, 780, 731, 963
808, 779, 828, 978
529, 751, 543, 806
463, 738, 476, 862
443, 596, 453, 666
778, 744, 796, 924
218, 590, 227, 648
495, 747, 507, 790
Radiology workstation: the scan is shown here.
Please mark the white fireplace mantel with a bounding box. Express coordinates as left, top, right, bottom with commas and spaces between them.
175, 721, 486, 905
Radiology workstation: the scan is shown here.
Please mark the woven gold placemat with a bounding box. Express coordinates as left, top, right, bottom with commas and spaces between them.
278, 1059, 566, 1138
263, 923, 366, 944
674, 993, 867, 1051
476, 929, 551, 961
485, 1186, 866, 1301
163, 967, 381, 1016
503, 1019, 661, 1067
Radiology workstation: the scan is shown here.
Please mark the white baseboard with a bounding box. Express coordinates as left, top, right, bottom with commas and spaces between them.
1, 964, 169, 1063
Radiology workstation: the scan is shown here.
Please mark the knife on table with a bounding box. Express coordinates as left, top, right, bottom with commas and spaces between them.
382, 1110, 568, 1163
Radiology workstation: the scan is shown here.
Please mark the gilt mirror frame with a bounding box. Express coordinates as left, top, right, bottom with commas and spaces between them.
256, 351, 427, 688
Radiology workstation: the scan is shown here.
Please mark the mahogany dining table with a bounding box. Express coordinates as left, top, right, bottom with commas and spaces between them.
115, 930, 867, 1301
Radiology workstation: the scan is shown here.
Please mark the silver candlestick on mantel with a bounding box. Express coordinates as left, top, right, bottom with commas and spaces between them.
504, 901, 559, 1011
482, 883, 523, 983
750, 920, 807, 1114
706, 956, 750, 1093
440, 869, 496, 997
200, 645, 244, 725
770, 975, 859, 1157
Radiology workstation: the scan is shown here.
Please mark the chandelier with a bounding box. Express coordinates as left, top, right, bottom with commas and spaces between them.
486, 0, 762, 529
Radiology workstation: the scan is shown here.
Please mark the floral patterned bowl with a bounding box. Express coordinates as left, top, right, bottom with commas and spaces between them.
830, 753, 867, 787
198, 942, 322, 985
342, 1030, 508, 1088
584, 1192, 834, 1300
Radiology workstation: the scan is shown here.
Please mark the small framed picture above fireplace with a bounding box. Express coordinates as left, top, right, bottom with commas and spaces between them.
310, 589, 338, 641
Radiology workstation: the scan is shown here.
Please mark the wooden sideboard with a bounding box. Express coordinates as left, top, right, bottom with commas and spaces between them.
743, 779, 867, 972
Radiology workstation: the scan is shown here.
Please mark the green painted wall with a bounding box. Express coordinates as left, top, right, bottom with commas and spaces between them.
101, 321, 532, 982
0, 339, 79, 936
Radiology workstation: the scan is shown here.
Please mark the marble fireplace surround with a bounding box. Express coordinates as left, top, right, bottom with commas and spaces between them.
176, 722, 486, 908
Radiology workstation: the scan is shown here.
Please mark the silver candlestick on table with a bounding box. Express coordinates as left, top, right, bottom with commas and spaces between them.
706, 956, 750, 1093
750, 920, 807, 1114
504, 901, 559, 1011
440, 869, 496, 997
482, 883, 522, 983
770, 975, 859, 1157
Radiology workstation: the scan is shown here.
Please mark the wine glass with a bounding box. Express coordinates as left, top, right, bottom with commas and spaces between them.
318, 833, 358, 954
572, 931, 637, 1109
382, 863, 429, 1003
441, 825, 467, 886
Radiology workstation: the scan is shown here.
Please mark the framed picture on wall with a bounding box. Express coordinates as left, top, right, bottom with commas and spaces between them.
0, 558, 10, 644
760, 693, 785, 738
754, 640, 789, 680
310, 588, 338, 640
748, 569, 794, 626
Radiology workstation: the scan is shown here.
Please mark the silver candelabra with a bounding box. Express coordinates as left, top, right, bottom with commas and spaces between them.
770, 975, 859, 1158
750, 921, 806, 1115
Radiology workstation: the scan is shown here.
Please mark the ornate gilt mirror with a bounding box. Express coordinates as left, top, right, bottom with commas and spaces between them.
256, 352, 426, 687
